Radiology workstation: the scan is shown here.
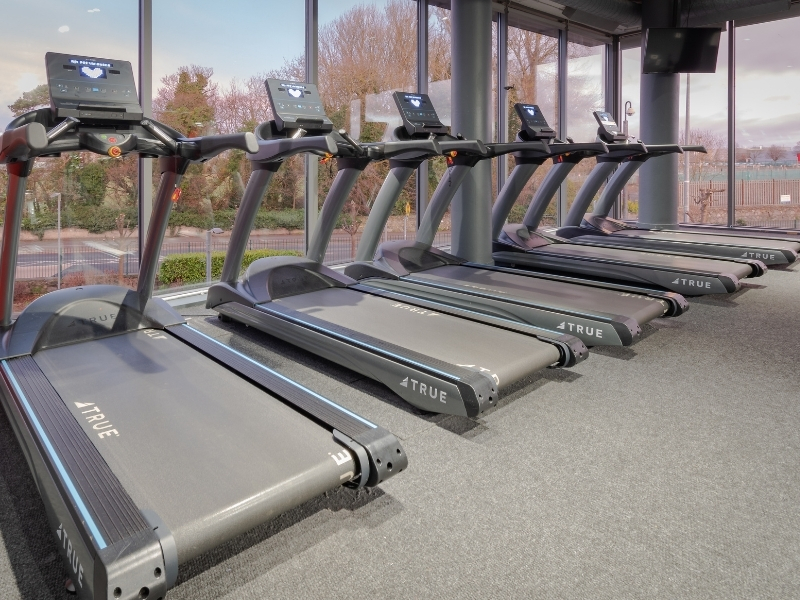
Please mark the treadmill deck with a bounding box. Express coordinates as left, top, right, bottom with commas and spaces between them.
33, 328, 353, 563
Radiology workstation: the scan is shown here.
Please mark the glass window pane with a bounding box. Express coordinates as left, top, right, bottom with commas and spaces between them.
317, 0, 418, 262
504, 27, 559, 225
678, 30, 728, 225
620, 46, 641, 221
1, 3, 137, 311
151, 1, 306, 290
734, 18, 800, 229
427, 4, 452, 247
565, 41, 605, 219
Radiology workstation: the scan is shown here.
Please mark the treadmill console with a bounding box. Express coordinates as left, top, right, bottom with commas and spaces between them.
514, 104, 556, 140
593, 111, 627, 143
265, 79, 333, 133
46, 52, 142, 122
393, 92, 449, 136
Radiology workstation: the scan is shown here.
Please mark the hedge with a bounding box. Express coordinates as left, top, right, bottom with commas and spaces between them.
159, 248, 301, 286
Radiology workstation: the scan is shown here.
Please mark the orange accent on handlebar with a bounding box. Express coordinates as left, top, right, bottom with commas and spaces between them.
171, 188, 182, 202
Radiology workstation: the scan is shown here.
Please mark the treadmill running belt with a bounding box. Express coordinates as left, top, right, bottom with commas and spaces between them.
274, 287, 561, 390
33, 329, 354, 563
406, 265, 667, 325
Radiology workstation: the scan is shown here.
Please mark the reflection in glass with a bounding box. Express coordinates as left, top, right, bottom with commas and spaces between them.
151, 1, 306, 290
734, 18, 800, 229
503, 27, 559, 226
315, 0, 418, 261
565, 42, 605, 218
2, 2, 138, 311
677, 30, 729, 225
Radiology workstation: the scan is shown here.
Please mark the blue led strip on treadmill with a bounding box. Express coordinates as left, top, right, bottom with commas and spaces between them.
1, 360, 107, 549
183, 325, 377, 429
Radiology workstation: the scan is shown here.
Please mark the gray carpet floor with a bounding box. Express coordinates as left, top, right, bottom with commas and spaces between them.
0, 266, 798, 599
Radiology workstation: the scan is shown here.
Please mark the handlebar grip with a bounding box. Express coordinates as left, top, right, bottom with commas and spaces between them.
0, 122, 48, 163
682, 145, 707, 154
247, 135, 338, 162
195, 132, 258, 158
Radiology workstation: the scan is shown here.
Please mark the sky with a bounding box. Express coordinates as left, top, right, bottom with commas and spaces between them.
1, 1, 798, 147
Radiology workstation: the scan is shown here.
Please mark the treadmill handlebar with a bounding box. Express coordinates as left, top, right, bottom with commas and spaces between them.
247, 134, 339, 163
681, 144, 707, 154
379, 138, 441, 160
548, 141, 608, 155
0, 122, 48, 164
178, 131, 259, 161
597, 141, 648, 161
485, 140, 550, 158
437, 139, 488, 157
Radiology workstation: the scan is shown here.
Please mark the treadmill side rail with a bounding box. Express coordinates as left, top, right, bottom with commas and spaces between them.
213, 302, 496, 418
168, 323, 408, 483
0, 358, 167, 600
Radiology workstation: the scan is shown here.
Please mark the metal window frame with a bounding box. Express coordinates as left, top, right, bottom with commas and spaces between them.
416, 0, 429, 228
305, 0, 319, 253
137, 0, 152, 261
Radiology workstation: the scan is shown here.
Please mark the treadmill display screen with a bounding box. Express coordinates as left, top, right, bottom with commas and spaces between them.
516, 104, 549, 127
513, 104, 555, 139
265, 78, 333, 133
392, 92, 448, 135
79, 65, 107, 79
595, 112, 617, 128
46, 53, 142, 121
394, 93, 440, 125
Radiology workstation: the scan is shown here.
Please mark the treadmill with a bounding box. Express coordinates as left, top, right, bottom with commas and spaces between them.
207, 80, 575, 419
491, 104, 762, 295
343, 92, 679, 347
0, 55, 405, 600
567, 121, 800, 244
555, 111, 800, 266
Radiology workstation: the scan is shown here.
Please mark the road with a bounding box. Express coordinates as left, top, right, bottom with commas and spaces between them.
12, 232, 431, 280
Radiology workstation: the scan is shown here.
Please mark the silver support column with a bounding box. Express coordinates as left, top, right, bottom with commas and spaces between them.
304, 0, 319, 254
450, 0, 493, 263
727, 20, 735, 228
638, 0, 680, 228
138, 0, 153, 263
496, 6, 509, 195
416, 0, 429, 229
556, 25, 569, 226
605, 36, 622, 219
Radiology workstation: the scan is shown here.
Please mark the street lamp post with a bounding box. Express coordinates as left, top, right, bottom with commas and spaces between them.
206, 227, 223, 283
51, 193, 62, 289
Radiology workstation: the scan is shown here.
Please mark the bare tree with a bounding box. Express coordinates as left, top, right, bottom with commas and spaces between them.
767, 144, 785, 163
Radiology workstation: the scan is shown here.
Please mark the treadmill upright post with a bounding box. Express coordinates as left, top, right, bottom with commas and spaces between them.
490, 162, 540, 239
306, 157, 371, 264
137, 157, 189, 308
0, 160, 34, 327
562, 162, 618, 227
355, 162, 417, 262
220, 164, 280, 284
416, 163, 473, 246
592, 160, 643, 218
521, 161, 577, 229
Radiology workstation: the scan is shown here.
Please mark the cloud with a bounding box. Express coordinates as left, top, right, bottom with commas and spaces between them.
87, 8, 100, 12
58, 25, 69, 33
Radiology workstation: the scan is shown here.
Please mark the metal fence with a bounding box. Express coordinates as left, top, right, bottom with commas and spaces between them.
15, 230, 453, 281
677, 179, 800, 207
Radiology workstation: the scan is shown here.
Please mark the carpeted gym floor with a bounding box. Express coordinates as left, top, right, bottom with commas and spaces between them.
0, 265, 798, 599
